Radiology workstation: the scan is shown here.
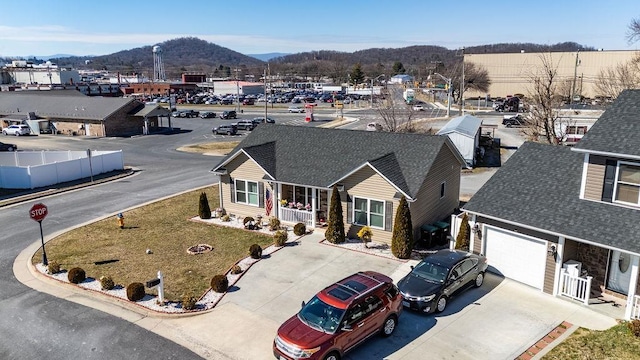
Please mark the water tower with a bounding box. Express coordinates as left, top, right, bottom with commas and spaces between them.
153, 45, 166, 81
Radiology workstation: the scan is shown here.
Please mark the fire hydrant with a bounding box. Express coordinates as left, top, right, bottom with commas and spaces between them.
117, 213, 124, 229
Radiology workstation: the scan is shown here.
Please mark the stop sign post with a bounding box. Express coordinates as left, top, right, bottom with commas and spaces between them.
30, 203, 48, 265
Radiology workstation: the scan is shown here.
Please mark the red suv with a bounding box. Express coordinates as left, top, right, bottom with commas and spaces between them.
273, 271, 402, 360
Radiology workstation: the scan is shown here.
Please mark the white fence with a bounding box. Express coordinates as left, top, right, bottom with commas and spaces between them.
633, 295, 640, 320
279, 207, 313, 226
559, 268, 592, 305
0, 150, 124, 189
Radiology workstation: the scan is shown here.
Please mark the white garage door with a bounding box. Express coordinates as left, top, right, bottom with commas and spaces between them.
484, 227, 547, 290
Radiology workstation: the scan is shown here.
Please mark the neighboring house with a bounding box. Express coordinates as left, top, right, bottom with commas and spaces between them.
462, 89, 640, 320
436, 114, 482, 167
211, 125, 466, 245
389, 74, 414, 85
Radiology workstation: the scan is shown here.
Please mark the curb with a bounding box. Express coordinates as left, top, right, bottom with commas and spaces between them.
516, 321, 573, 359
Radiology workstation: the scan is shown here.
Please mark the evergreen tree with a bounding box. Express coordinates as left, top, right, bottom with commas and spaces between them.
392, 61, 406, 75
455, 213, 470, 250
325, 185, 345, 244
391, 196, 413, 259
198, 192, 212, 219
350, 63, 365, 87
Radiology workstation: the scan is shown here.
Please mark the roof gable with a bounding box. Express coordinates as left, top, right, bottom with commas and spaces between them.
436, 114, 482, 138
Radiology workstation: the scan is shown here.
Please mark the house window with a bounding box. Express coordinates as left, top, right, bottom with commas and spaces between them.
566, 126, 588, 135
353, 197, 385, 229
440, 182, 446, 199
614, 163, 640, 205
235, 179, 259, 206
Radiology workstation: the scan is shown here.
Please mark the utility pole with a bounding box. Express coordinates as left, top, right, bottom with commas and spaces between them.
460, 47, 465, 115
264, 65, 268, 122
570, 50, 580, 106
234, 68, 241, 113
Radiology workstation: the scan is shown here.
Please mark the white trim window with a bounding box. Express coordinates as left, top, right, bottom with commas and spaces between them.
353, 197, 385, 229
235, 179, 259, 206
615, 162, 640, 205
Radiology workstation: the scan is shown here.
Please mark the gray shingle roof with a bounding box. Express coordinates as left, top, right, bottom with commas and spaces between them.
436, 114, 482, 138
573, 89, 640, 158
463, 142, 640, 254
0, 91, 135, 120
213, 125, 464, 199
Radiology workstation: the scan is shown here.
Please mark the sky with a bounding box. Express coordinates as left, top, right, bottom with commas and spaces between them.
1, 0, 639, 58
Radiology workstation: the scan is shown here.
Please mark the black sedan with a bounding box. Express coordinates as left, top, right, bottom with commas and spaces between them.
0, 141, 17, 151
397, 249, 488, 314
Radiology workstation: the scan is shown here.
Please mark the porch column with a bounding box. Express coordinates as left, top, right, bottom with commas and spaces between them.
552, 237, 566, 296
276, 183, 282, 219
468, 214, 477, 252
624, 255, 639, 320
311, 188, 317, 228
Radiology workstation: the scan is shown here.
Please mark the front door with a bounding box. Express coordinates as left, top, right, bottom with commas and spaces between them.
607, 250, 634, 294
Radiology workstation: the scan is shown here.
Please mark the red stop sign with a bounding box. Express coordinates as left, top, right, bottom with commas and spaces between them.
30, 203, 48, 222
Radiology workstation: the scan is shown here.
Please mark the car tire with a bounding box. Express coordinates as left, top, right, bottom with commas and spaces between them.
15, 132, 20, 136
213, 131, 218, 135
2, 131, 6, 135
226, 131, 232, 135
7, 146, 14, 151
474, 272, 485, 288
380, 315, 397, 337
323, 351, 340, 360
435, 295, 447, 313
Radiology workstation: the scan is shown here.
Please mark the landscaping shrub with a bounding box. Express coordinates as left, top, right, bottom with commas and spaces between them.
99, 275, 115, 290
198, 192, 212, 219
243, 216, 255, 225
47, 260, 61, 274
221, 214, 231, 222
293, 222, 306, 236
273, 230, 288, 247
181, 293, 197, 310
126, 282, 146, 301
230, 264, 243, 275
67, 267, 86, 284
326, 184, 345, 244
357, 226, 373, 248
391, 196, 413, 259
249, 244, 263, 259
455, 213, 470, 250
629, 319, 640, 337
210, 275, 229, 293
268, 217, 281, 231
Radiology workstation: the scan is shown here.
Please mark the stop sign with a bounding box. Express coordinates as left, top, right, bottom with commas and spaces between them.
30, 203, 48, 222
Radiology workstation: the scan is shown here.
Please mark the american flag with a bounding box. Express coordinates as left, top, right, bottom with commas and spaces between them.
265, 189, 273, 216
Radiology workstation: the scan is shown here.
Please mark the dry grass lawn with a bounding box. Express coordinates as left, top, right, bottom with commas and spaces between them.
542, 322, 640, 359
177, 141, 240, 155
31, 185, 273, 301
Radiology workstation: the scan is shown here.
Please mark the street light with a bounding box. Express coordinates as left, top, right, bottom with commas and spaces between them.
234, 68, 242, 113
371, 74, 385, 109
428, 73, 452, 117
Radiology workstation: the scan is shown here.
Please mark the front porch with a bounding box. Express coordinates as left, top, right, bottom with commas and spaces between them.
275, 184, 329, 228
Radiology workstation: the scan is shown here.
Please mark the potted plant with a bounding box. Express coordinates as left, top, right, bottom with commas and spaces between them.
280, 199, 288, 207
296, 202, 304, 210
305, 203, 312, 211
357, 226, 373, 248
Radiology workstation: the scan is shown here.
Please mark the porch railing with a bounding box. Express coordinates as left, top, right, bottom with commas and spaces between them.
559, 268, 592, 305
279, 207, 313, 225
632, 295, 640, 320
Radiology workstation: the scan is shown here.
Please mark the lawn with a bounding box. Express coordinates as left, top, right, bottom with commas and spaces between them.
31, 185, 274, 301
543, 322, 640, 359
177, 141, 239, 155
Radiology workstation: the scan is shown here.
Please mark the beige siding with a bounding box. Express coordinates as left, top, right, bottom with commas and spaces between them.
543, 244, 556, 295
341, 166, 398, 244
410, 146, 461, 241
583, 155, 606, 201
220, 153, 270, 220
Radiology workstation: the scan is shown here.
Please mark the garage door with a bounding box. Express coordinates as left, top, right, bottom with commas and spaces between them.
484, 227, 547, 290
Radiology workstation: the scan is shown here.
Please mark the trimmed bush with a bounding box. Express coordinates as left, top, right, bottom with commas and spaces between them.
268, 217, 281, 231
357, 226, 373, 248
249, 244, 263, 259
67, 267, 86, 284
293, 223, 306, 236
47, 260, 61, 274
182, 293, 197, 310
243, 216, 255, 225
198, 192, 212, 219
99, 275, 115, 290
629, 319, 640, 337
274, 230, 288, 247
230, 264, 243, 275
325, 184, 345, 244
210, 275, 229, 293
391, 196, 413, 259
126, 282, 146, 301
221, 214, 231, 222
455, 213, 470, 250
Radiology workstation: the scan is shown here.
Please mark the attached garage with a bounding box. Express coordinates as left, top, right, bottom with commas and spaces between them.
483, 227, 548, 290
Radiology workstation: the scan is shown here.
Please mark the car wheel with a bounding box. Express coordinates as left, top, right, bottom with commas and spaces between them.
435, 295, 447, 313
323, 351, 340, 360
475, 272, 485, 288
226, 131, 232, 135
15, 132, 20, 136
380, 315, 397, 337
2, 131, 6, 135
7, 146, 14, 151
213, 130, 218, 135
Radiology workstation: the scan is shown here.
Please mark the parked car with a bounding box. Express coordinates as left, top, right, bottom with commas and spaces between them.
242, 98, 255, 105
397, 249, 488, 314
412, 104, 425, 111
502, 114, 529, 127
233, 119, 256, 131
220, 110, 238, 119
252, 117, 276, 124
288, 106, 304, 113
366, 122, 382, 131
0, 141, 17, 151
212, 124, 237, 135
199, 111, 217, 119
2, 124, 31, 136
172, 110, 199, 118
273, 271, 402, 360
220, 98, 233, 105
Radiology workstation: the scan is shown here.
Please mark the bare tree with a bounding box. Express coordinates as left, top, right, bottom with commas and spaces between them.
374, 86, 416, 132
524, 53, 574, 145
594, 54, 640, 99
444, 62, 491, 104
627, 17, 640, 44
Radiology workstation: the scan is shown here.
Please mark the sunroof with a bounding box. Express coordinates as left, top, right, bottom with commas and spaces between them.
327, 287, 355, 301
342, 280, 367, 293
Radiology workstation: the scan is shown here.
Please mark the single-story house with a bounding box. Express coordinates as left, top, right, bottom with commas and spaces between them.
462, 89, 640, 320
211, 125, 466, 245
436, 114, 482, 167
389, 74, 414, 85
0, 90, 170, 136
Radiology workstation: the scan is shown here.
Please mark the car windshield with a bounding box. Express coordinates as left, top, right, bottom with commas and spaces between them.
412, 261, 449, 283
298, 296, 345, 334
